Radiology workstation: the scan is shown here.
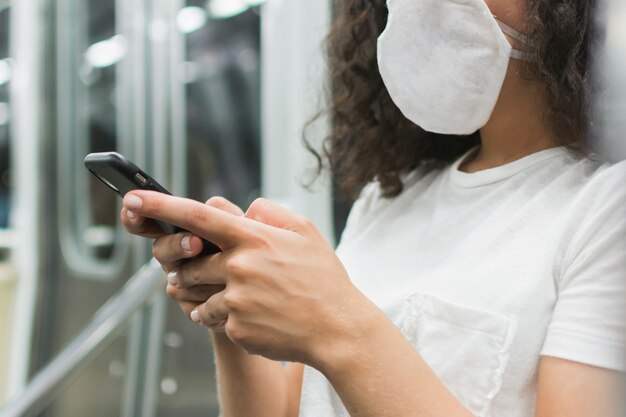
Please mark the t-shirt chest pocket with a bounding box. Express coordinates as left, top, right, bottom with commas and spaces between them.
397, 293, 518, 417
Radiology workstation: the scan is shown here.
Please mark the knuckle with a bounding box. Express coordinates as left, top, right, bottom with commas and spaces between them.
181, 261, 206, 286
120, 210, 128, 225
165, 284, 178, 299
249, 197, 268, 209
250, 231, 271, 248
151, 241, 160, 259
205, 307, 223, 324
189, 263, 203, 286
224, 255, 252, 278
178, 264, 193, 287
205, 196, 228, 207
185, 205, 208, 224
121, 215, 136, 233
122, 218, 143, 234
247, 198, 269, 217
224, 320, 248, 346
222, 289, 243, 312
152, 237, 174, 264
295, 215, 315, 232
206, 196, 244, 217
208, 319, 227, 331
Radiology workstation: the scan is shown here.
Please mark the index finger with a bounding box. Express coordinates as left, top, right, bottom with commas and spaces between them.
123, 191, 256, 248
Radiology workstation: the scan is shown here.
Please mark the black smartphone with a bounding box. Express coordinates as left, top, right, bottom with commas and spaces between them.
84, 152, 221, 255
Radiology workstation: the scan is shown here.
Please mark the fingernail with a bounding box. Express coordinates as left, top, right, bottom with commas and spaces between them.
126, 210, 136, 220
190, 309, 201, 323
167, 271, 178, 286
124, 194, 143, 210
181, 234, 192, 252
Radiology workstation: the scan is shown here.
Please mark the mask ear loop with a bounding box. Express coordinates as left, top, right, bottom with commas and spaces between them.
495, 19, 534, 61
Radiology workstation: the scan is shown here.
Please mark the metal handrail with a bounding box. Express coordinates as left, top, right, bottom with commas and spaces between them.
0, 259, 165, 417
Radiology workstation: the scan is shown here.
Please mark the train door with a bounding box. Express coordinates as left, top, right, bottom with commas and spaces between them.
1, 0, 332, 416
0, 0, 15, 406
0, 0, 624, 416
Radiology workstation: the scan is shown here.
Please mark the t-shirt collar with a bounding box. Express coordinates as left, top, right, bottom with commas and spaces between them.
449, 145, 569, 188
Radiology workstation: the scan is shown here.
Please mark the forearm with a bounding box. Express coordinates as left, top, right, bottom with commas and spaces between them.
317, 305, 474, 417
212, 332, 291, 417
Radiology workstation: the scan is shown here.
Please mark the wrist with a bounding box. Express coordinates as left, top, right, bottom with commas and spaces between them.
308, 292, 388, 377
211, 329, 246, 353
210, 329, 230, 344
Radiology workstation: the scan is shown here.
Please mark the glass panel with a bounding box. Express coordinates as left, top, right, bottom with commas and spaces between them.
81, 0, 123, 260
182, 0, 261, 207
0, 3, 12, 229
155, 2, 262, 415
58, 0, 126, 263
80, 0, 125, 260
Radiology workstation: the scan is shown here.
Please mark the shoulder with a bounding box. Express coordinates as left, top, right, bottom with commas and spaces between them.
554, 156, 626, 286
543, 158, 626, 372
337, 181, 387, 245
563, 156, 626, 221
338, 164, 445, 245
548, 153, 626, 225
578, 155, 626, 191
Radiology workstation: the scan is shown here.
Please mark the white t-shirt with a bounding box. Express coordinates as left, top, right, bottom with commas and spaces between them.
299, 146, 626, 417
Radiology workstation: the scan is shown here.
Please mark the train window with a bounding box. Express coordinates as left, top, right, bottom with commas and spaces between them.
80, 0, 124, 258
56, 0, 131, 278
182, 0, 262, 208
0, 3, 11, 230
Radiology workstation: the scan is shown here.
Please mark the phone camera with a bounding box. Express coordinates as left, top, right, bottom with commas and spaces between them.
134, 173, 148, 186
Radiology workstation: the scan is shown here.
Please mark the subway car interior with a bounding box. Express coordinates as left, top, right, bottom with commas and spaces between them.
0, 0, 624, 416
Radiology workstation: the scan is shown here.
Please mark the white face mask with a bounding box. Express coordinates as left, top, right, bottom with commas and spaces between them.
377, 0, 533, 135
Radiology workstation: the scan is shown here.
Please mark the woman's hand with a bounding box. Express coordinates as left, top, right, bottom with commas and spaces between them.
122, 191, 378, 368
121, 196, 244, 325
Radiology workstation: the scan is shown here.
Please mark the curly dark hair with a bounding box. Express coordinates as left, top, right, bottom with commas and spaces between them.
307, 0, 596, 201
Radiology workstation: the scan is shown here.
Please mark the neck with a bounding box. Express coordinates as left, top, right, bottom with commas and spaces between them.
460, 61, 559, 173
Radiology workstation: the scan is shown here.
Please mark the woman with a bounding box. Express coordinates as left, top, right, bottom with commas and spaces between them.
121, 0, 625, 416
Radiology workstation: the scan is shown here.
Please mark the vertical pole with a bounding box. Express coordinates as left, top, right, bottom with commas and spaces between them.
6, 0, 42, 400
595, 0, 626, 161
169, 0, 187, 198
596, 3, 626, 415
121, 0, 157, 416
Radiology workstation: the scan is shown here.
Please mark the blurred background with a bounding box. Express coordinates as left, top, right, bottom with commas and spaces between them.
0, 0, 333, 416
0, 0, 624, 416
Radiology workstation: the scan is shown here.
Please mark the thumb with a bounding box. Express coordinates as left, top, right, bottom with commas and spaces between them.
244, 198, 316, 235
205, 196, 244, 217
